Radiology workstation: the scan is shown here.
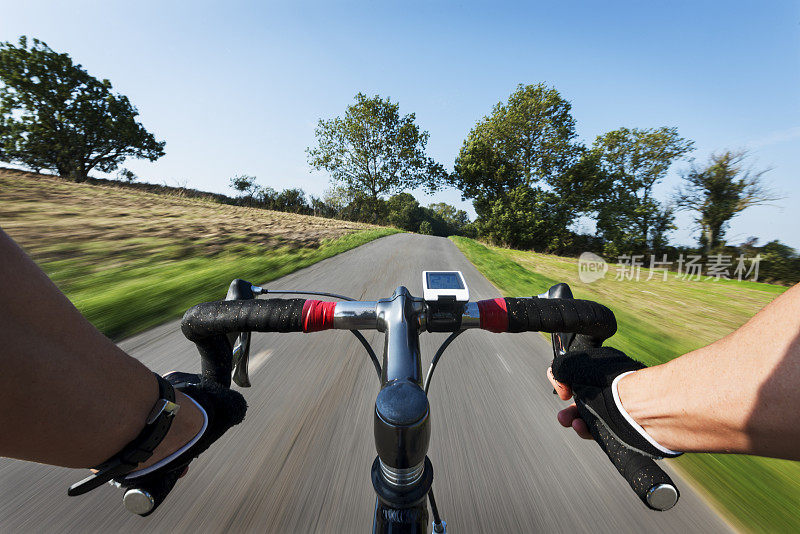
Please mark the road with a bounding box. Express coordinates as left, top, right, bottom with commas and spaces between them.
0, 233, 732, 533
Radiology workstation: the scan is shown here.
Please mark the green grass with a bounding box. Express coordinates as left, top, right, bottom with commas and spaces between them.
44, 228, 398, 339
451, 236, 798, 534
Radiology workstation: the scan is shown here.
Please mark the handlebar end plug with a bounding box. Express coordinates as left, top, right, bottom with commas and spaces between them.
646, 484, 678, 511
123, 488, 155, 515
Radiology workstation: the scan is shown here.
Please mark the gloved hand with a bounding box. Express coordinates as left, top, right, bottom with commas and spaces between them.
115, 372, 247, 516
548, 347, 681, 459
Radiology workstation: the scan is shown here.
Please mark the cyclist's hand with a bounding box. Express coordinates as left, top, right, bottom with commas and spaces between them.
546, 366, 592, 439
546, 347, 681, 459
115, 372, 247, 515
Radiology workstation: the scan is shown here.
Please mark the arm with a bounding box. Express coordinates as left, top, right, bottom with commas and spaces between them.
0, 228, 203, 468
549, 282, 800, 461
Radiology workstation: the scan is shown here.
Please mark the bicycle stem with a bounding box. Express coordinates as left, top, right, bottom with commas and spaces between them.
372, 286, 433, 532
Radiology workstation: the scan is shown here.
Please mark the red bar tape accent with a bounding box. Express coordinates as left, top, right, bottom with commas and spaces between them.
477, 298, 508, 333
302, 300, 337, 332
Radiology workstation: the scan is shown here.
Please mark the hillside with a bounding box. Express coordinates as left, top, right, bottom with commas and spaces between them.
451, 236, 795, 533
0, 168, 397, 338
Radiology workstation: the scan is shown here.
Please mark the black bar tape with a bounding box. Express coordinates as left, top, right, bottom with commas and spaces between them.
181, 299, 306, 387
577, 400, 679, 511
181, 299, 306, 340
504, 298, 617, 343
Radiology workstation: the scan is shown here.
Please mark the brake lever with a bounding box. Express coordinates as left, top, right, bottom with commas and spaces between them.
225, 279, 255, 387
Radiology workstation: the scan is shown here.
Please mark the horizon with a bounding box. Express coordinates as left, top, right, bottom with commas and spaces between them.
1, 0, 798, 249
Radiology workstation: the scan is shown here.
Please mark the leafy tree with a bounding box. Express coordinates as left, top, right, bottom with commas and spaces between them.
477, 185, 572, 251
452, 83, 579, 201
309, 195, 337, 218
428, 202, 470, 234
675, 150, 780, 253
592, 127, 693, 252
117, 168, 138, 183
258, 186, 278, 209
649, 205, 676, 255
307, 93, 446, 221
418, 220, 434, 235
386, 192, 423, 232
419, 207, 452, 236
229, 174, 259, 206
322, 186, 351, 216
0, 37, 165, 181
758, 240, 800, 285
548, 148, 610, 214
452, 84, 582, 249
274, 188, 309, 214
340, 193, 387, 223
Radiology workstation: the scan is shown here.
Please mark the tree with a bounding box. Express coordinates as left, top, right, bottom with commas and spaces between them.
452, 84, 582, 249
759, 240, 800, 285
322, 186, 351, 216
476, 185, 572, 251
675, 150, 780, 253
229, 174, 259, 206
0, 37, 165, 181
116, 168, 138, 182
307, 93, 446, 221
258, 186, 278, 209
274, 188, 309, 214
428, 202, 470, 234
592, 127, 693, 252
548, 148, 610, 214
649, 205, 676, 255
452, 83, 579, 201
386, 192, 423, 232
309, 195, 337, 218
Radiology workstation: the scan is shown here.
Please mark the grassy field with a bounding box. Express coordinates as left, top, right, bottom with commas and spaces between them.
451, 236, 798, 534
0, 169, 398, 339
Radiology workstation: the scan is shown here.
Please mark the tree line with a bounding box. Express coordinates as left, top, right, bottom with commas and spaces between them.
227, 173, 472, 237
304, 86, 788, 275
1, 36, 796, 283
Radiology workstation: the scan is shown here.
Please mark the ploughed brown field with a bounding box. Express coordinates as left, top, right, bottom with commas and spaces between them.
0, 167, 374, 262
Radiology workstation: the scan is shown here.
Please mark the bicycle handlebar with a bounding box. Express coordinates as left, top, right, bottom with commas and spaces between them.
180, 290, 677, 512
180, 296, 617, 386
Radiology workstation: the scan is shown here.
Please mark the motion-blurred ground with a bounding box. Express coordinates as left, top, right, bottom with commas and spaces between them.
0, 234, 732, 533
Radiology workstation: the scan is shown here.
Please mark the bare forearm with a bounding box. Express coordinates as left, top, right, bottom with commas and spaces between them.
0, 229, 201, 468
619, 283, 800, 459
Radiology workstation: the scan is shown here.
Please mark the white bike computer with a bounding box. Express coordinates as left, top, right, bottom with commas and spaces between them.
422, 271, 469, 303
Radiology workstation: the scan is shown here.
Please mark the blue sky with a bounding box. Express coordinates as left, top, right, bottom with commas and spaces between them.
2, 1, 798, 248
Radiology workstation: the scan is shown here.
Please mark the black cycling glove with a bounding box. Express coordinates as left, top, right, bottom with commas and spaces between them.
551, 347, 681, 459
114, 372, 247, 516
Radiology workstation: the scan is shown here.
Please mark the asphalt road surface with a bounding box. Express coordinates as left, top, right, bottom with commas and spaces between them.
0, 234, 733, 533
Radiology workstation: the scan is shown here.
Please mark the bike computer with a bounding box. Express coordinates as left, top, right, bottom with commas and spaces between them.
422, 271, 469, 303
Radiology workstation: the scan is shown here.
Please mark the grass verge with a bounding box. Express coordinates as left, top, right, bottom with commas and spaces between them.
46, 228, 399, 339
451, 236, 797, 534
